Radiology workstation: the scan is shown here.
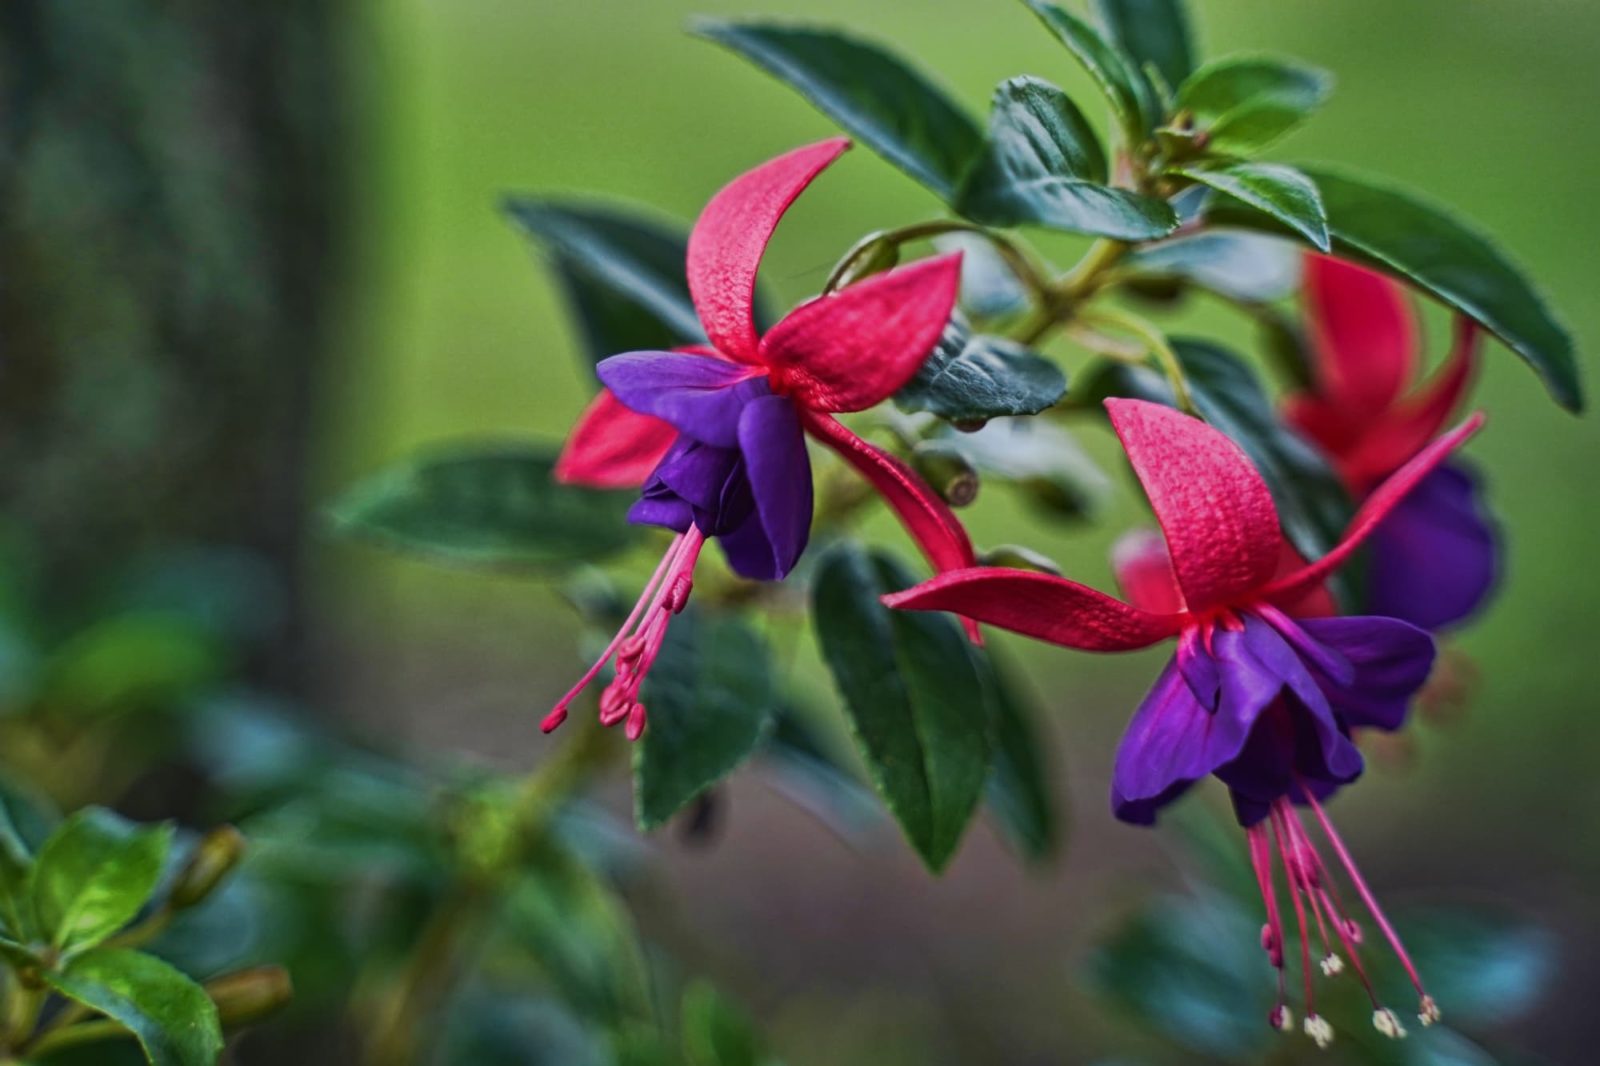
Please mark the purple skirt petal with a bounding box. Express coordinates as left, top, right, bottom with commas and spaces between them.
597, 351, 768, 447
734, 395, 813, 579
1111, 658, 1218, 825
1366, 462, 1499, 631
630, 438, 754, 538
1299, 615, 1435, 731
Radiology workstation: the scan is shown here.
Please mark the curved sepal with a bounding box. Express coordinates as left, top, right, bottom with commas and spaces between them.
554, 390, 677, 489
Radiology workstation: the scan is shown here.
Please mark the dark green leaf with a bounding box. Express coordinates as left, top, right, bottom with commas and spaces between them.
681, 981, 764, 1066
1175, 162, 1328, 250
933, 233, 1032, 320
1390, 907, 1557, 1026
634, 612, 776, 830
1088, 892, 1272, 1059
31, 809, 172, 955
44, 948, 223, 1066
691, 19, 982, 201
1021, 0, 1161, 134
895, 316, 1067, 423
979, 656, 1061, 864
1093, 0, 1195, 93
1209, 166, 1582, 411
329, 444, 640, 571
0, 780, 54, 941
1173, 339, 1353, 564
954, 417, 1111, 521
1123, 231, 1302, 303
811, 544, 990, 872
1175, 56, 1331, 152
959, 78, 1175, 239
763, 706, 884, 841
503, 200, 706, 367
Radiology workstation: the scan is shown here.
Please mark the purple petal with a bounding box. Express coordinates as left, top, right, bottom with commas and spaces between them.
1299, 615, 1435, 731
717, 514, 783, 582
652, 440, 754, 535
1239, 617, 1363, 783
597, 351, 768, 447
1366, 462, 1499, 631
734, 395, 813, 579
628, 492, 693, 532
1176, 627, 1220, 708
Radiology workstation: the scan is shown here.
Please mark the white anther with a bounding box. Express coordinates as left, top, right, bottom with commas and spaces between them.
1418, 996, 1441, 1026
1319, 953, 1344, 977
1269, 1004, 1294, 1032
1303, 1014, 1335, 1049
1373, 1008, 1407, 1039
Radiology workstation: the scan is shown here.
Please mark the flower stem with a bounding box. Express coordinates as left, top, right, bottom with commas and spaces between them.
1077, 307, 1199, 414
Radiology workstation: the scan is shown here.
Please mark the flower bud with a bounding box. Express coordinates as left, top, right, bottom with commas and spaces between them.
205, 966, 293, 1026
170, 826, 246, 910
910, 441, 979, 508
831, 234, 900, 291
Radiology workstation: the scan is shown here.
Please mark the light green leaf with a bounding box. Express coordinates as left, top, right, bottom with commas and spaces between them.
1175, 162, 1328, 250
681, 981, 764, 1066
633, 613, 776, 830
31, 809, 172, 955
1210, 166, 1582, 411
954, 417, 1112, 521
44, 948, 223, 1066
811, 544, 990, 872
329, 444, 641, 571
691, 19, 983, 201
1175, 55, 1331, 152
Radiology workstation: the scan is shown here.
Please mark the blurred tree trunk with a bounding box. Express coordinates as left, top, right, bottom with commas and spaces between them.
0, 2, 351, 690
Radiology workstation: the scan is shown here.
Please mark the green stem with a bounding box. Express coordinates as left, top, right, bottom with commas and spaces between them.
1015, 238, 1131, 346
22, 1019, 129, 1056
1078, 307, 1199, 414
101, 907, 172, 952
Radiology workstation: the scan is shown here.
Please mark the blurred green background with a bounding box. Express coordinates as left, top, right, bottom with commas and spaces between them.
310, 1, 1600, 1061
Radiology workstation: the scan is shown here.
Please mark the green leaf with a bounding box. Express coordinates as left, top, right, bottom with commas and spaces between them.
44, 948, 223, 1066
1390, 907, 1557, 1026
959, 77, 1176, 240
691, 19, 983, 201
1174, 162, 1328, 250
933, 233, 1032, 320
503, 199, 706, 367
1123, 231, 1302, 303
1209, 166, 1582, 411
633, 612, 776, 830
681, 981, 764, 1066
1174, 56, 1331, 153
31, 809, 172, 955
1020, 0, 1160, 135
0, 781, 55, 941
329, 444, 640, 571
763, 705, 884, 841
895, 316, 1067, 424
1093, 0, 1195, 93
1087, 892, 1272, 1060
811, 544, 990, 872
38, 615, 222, 718
979, 656, 1061, 864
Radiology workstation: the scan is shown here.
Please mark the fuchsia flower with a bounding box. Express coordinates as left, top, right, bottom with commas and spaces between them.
1286, 255, 1498, 630
887, 398, 1484, 1044
547, 138, 975, 738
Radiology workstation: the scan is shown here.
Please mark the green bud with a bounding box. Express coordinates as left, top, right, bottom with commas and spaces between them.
830, 234, 900, 291
1124, 275, 1187, 305
170, 825, 246, 909
979, 544, 1062, 576
205, 966, 293, 1026
910, 441, 980, 508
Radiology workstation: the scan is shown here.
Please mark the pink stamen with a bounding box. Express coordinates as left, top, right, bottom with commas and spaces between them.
1246, 824, 1289, 1020
1269, 807, 1318, 1018
1302, 787, 1430, 1002
543, 526, 706, 738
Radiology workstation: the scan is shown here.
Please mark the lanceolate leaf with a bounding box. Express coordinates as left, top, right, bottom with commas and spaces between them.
330, 445, 640, 571
1174, 162, 1328, 250
46, 949, 223, 1066
1093, 0, 1196, 94
31, 809, 172, 955
634, 613, 776, 830
896, 316, 1067, 424
953, 417, 1113, 520
691, 19, 983, 201
812, 544, 990, 872
1209, 166, 1582, 411
503, 200, 706, 365
979, 655, 1061, 864
959, 78, 1175, 240
1021, 0, 1161, 135
1174, 56, 1331, 153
